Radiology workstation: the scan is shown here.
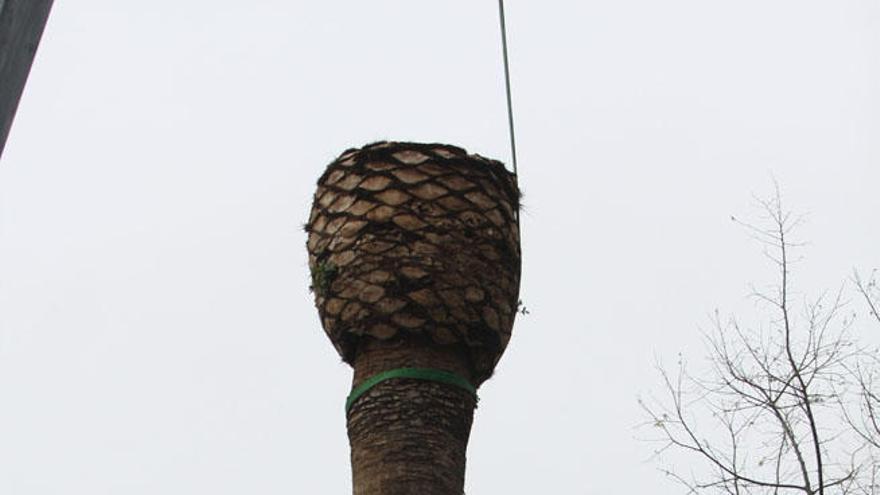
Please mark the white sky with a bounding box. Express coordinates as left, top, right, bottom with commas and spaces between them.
1, 1, 878, 493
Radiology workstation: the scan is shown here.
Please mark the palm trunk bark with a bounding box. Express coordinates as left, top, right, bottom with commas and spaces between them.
347, 337, 476, 495
307, 142, 521, 494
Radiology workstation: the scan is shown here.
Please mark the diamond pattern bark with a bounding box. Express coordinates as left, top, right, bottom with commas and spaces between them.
306, 141, 521, 385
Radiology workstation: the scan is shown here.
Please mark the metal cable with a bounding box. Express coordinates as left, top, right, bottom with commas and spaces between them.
498, 0, 518, 177
497, 0, 523, 259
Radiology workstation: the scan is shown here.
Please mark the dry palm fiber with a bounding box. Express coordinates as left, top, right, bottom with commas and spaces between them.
306, 141, 521, 385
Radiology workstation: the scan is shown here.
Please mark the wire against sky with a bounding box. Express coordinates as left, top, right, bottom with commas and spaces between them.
498, 0, 518, 177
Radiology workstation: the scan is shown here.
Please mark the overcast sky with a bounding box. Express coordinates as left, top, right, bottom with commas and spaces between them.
1, 1, 878, 493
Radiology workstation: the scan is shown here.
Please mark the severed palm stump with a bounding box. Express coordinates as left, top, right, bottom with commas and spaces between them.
306, 141, 521, 495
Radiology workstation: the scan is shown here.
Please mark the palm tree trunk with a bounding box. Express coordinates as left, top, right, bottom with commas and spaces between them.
307, 142, 521, 493
347, 337, 476, 495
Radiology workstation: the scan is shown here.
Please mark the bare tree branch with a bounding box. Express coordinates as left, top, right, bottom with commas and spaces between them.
640, 187, 872, 494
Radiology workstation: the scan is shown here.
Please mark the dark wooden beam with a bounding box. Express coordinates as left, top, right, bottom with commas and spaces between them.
0, 0, 54, 158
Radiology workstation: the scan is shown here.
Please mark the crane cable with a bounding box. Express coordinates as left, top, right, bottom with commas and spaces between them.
498, 0, 518, 178
497, 0, 523, 255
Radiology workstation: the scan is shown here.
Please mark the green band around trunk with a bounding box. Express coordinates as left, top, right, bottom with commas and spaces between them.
346, 367, 478, 413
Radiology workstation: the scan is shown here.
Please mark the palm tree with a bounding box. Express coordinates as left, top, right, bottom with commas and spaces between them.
306, 141, 521, 494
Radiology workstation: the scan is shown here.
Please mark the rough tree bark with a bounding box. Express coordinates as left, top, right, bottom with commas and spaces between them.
306, 142, 521, 494
348, 338, 476, 495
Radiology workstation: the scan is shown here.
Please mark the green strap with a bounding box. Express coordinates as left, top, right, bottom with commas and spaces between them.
346, 367, 478, 413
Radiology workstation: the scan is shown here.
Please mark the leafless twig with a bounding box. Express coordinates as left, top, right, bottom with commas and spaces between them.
640, 188, 871, 494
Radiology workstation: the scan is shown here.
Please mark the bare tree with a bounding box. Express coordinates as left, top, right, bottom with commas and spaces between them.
854, 273, 879, 327
640, 189, 873, 494
848, 271, 880, 474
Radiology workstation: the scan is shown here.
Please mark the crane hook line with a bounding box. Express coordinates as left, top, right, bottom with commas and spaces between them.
498, 0, 518, 177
